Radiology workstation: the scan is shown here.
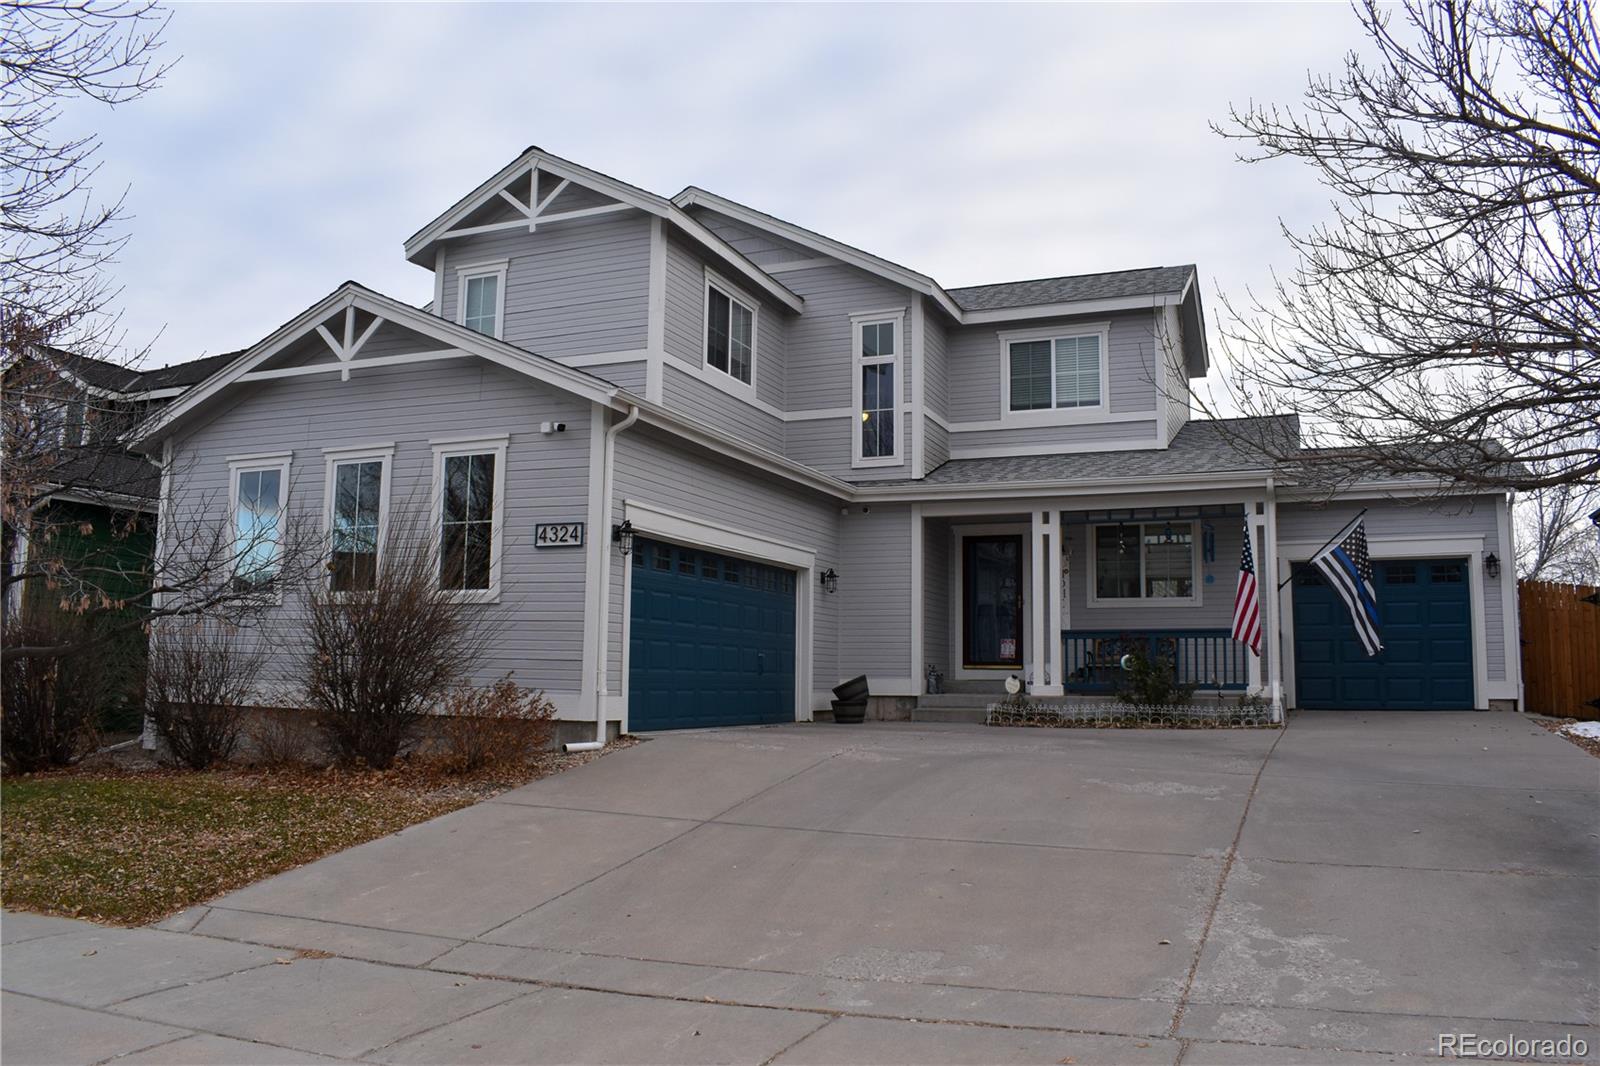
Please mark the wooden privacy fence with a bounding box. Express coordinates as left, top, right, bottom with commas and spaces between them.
1519, 580, 1600, 720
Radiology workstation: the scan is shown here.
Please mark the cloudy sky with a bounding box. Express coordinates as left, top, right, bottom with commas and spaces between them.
76, 2, 1371, 386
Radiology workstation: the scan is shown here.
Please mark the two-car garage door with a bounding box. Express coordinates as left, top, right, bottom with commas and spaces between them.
628, 537, 796, 731
1293, 557, 1474, 710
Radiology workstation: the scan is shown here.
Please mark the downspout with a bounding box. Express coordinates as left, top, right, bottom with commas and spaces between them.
566, 403, 640, 752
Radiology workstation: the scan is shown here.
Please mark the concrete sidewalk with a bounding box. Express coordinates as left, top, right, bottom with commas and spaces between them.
3, 712, 1597, 1064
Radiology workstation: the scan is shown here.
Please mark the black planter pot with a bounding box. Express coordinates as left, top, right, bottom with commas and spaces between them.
832, 674, 870, 702
832, 699, 867, 724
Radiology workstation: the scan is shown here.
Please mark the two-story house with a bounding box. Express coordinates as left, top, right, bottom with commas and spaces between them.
130, 148, 1523, 743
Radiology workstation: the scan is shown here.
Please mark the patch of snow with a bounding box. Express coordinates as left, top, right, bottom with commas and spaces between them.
1561, 722, 1600, 740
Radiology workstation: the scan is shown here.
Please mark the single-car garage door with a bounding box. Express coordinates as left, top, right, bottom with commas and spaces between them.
628, 537, 796, 731
1293, 558, 1473, 709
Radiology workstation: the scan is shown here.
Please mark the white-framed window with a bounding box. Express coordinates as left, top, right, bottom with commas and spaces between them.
322, 446, 393, 593
431, 435, 508, 602
851, 311, 903, 467
1088, 521, 1199, 605
456, 260, 508, 339
227, 452, 292, 595
999, 324, 1110, 420
703, 270, 757, 388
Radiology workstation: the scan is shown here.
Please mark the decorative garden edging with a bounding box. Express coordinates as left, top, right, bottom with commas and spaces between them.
986, 699, 1279, 729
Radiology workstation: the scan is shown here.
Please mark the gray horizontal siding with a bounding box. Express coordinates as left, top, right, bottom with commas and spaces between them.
781, 263, 913, 412
923, 415, 950, 472
947, 311, 1160, 423
166, 358, 594, 701
609, 424, 842, 698
662, 228, 788, 416
924, 517, 952, 676
692, 210, 819, 268
439, 213, 650, 361
838, 504, 913, 681
950, 419, 1159, 454
923, 305, 949, 420
585, 359, 648, 394
1277, 495, 1507, 682
661, 365, 784, 453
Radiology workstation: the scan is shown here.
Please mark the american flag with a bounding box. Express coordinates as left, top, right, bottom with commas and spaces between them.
1311, 514, 1383, 657
1232, 521, 1262, 656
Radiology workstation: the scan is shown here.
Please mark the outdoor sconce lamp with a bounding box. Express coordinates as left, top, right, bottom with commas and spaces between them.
819, 568, 839, 594
1484, 552, 1500, 579
612, 519, 635, 557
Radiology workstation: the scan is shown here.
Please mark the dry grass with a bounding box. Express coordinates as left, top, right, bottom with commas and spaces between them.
0, 740, 635, 926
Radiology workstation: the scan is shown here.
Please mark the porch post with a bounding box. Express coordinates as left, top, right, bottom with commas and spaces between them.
1045, 506, 1065, 697
1264, 483, 1284, 722
1029, 509, 1047, 693
1246, 498, 1264, 696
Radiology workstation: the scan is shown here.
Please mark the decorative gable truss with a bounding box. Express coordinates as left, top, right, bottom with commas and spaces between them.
130, 283, 621, 450
403, 148, 803, 315
433, 165, 635, 243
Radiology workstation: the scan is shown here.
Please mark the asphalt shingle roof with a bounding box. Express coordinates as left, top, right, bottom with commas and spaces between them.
946, 265, 1196, 312
869, 416, 1299, 488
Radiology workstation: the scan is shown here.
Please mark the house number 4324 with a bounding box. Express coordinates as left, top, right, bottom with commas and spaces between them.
535, 523, 585, 548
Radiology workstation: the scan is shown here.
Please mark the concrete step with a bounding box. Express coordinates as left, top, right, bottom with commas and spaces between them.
917, 692, 1001, 709
911, 706, 989, 724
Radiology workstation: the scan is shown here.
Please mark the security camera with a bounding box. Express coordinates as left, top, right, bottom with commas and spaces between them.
539, 421, 568, 435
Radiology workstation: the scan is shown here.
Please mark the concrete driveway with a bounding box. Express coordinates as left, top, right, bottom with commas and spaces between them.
4, 712, 1597, 1065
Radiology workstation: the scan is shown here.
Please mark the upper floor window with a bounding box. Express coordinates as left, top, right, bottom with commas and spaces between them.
229, 454, 290, 594
432, 436, 507, 602
456, 261, 507, 339
704, 273, 756, 387
1090, 521, 1197, 604
853, 313, 902, 466
1003, 327, 1107, 413
325, 448, 391, 593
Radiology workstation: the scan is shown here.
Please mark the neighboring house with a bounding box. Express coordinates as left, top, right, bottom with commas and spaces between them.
127, 147, 1523, 741
2, 347, 234, 726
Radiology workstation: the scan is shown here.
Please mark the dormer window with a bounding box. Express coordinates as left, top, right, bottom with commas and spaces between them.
456, 261, 508, 339
1000, 325, 1110, 419
704, 272, 756, 387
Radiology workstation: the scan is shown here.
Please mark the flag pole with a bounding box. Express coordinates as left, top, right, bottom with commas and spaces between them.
1275, 507, 1367, 590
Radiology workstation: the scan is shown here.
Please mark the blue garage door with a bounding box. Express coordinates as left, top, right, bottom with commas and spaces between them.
1293, 558, 1473, 709
628, 538, 796, 731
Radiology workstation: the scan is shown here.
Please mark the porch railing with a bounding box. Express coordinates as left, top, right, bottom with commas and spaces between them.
1061, 629, 1248, 693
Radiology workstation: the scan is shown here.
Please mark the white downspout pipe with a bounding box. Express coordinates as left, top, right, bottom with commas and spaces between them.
566, 403, 640, 753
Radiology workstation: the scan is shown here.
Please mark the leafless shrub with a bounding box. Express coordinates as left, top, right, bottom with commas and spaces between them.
436, 676, 556, 774
304, 512, 491, 770
144, 620, 264, 769
246, 710, 317, 769
1, 613, 117, 771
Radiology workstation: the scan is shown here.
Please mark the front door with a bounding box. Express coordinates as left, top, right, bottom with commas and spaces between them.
963, 535, 1023, 668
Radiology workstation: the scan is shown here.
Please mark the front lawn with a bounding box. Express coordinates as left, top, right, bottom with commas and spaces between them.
1, 747, 627, 925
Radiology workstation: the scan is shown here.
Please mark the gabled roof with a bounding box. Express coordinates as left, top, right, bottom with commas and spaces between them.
673, 187, 1205, 350
28, 344, 246, 399
947, 265, 1195, 312
673, 186, 967, 320
403, 147, 803, 314
130, 281, 625, 451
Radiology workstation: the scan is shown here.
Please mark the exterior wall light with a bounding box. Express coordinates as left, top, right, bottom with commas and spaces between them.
612, 519, 635, 557
1484, 552, 1500, 579
819, 568, 838, 594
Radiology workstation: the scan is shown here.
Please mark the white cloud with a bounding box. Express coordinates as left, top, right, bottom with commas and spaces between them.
77, 2, 1371, 380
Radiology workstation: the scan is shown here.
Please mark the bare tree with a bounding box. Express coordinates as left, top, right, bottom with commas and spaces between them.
145, 617, 265, 769
1517, 484, 1600, 582
3, 0, 173, 355
1209, 0, 1598, 492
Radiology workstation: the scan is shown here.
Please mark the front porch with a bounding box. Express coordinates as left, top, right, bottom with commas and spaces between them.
913, 492, 1283, 709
